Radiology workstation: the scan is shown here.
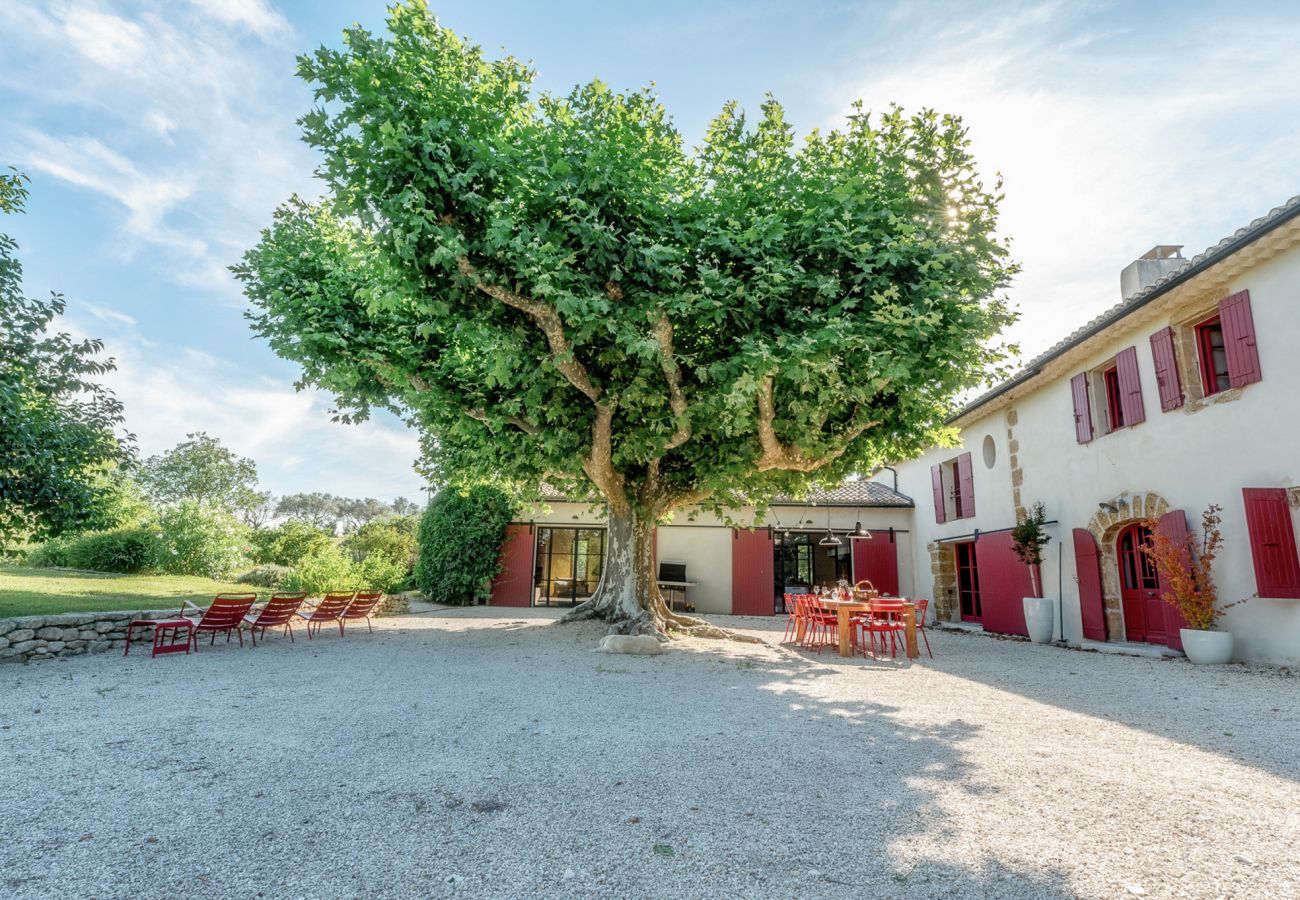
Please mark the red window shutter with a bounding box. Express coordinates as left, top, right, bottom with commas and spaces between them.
956, 452, 975, 518
1114, 345, 1145, 426
731, 528, 775, 615
1155, 510, 1193, 651
930, 464, 946, 524
1072, 528, 1106, 641
1219, 290, 1262, 387
1070, 372, 1093, 443
1243, 488, 1300, 599
1149, 327, 1184, 411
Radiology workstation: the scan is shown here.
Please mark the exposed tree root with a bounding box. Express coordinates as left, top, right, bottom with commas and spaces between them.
560, 588, 764, 644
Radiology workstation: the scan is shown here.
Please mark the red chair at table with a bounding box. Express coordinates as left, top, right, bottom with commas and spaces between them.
243, 592, 308, 645
803, 595, 838, 653
913, 598, 934, 658
339, 591, 384, 635
782, 593, 804, 643
853, 598, 906, 659
295, 591, 356, 639
180, 594, 258, 649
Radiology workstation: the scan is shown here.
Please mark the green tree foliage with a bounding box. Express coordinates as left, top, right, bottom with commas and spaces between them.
152, 500, 249, 579
248, 519, 335, 567
281, 544, 407, 595
236, 3, 1017, 632
413, 485, 515, 605
275, 491, 342, 531
336, 496, 391, 532
0, 168, 134, 545
138, 432, 261, 514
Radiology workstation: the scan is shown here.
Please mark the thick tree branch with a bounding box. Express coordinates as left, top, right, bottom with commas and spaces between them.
465, 408, 540, 435
653, 315, 691, 452
755, 373, 878, 473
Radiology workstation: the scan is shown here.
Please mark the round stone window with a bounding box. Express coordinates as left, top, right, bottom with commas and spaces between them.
982, 434, 997, 469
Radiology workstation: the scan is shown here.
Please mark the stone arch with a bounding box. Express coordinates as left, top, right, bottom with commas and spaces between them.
1085, 491, 1170, 641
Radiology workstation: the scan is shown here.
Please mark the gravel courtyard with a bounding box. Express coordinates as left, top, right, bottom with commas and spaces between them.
2, 608, 1297, 899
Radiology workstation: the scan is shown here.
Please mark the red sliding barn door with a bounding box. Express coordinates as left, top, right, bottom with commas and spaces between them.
851, 533, 899, 596
731, 528, 775, 616
973, 531, 1035, 636
490, 524, 535, 607
1073, 528, 1107, 641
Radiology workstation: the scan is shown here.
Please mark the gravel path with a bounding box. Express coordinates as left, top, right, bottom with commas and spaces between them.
2, 608, 1297, 899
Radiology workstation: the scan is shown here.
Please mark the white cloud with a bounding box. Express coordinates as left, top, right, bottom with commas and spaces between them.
836, 1, 1300, 359
53, 2, 149, 70
186, 0, 291, 43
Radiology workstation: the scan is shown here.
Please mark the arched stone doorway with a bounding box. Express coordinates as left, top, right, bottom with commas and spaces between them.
1084, 492, 1170, 641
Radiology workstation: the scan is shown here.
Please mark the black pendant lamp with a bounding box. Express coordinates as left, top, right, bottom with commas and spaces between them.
849, 502, 872, 540
818, 506, 842, 547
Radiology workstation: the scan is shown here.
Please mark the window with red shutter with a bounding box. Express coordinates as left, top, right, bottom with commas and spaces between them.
956, 452, 975, 519
1102, 366, 1124, 431
1070, 372, 1093, 443
1149, 327, 1184, 411
930, 464, 946, 524
1115, 345, 1145, 426
1220, 290, 1262, 388
1243, 488, 1300, 599
1195, 314, 1231, 396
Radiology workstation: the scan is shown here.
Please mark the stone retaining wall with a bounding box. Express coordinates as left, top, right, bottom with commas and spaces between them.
0, 609, 178, 663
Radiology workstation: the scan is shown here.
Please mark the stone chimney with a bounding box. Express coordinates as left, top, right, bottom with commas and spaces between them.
1120, 245, 1185, 300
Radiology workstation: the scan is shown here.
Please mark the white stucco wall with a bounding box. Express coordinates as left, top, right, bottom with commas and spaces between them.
896, 242, 1300, 665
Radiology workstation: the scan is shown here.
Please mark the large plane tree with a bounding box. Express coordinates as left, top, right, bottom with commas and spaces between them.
236, 1, 1017, 637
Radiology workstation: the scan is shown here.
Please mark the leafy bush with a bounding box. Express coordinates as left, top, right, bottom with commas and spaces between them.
64, 527, 159, 573
342, 516, 418, 570
153, 500, 249, 579
280, 543, 410, 596
25, 535, 77, 568
414, 485, 515, 605
236, 563, 292, 588
248, 519, 334, 567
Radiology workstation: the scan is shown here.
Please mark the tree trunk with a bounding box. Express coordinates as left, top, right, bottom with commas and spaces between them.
563, 505, 759, 642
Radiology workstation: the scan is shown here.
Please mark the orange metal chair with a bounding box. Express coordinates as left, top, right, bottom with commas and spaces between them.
294, 591, 356, 639
339, 591, 384, 635
180, 594, 258, 649
243, 592, 308, 645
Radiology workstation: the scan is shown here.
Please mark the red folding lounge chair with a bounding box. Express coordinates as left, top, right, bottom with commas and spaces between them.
180, 593, 258, 650
339, 591, 384, 635
243, 592, 308, 645
294, 591, 355, 639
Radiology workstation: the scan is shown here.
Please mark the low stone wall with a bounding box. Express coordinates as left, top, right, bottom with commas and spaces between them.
0, 609, 178, 663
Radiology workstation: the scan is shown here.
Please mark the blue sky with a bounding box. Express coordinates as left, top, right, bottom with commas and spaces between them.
3, 0, 1299, 502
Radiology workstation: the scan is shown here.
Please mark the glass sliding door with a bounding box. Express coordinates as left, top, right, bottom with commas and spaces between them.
533, 526, 606, 606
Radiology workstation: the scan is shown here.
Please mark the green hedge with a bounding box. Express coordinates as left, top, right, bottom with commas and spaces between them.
248, 520, 334, 567
414, 485, 515, 605
64, 527, 158, 573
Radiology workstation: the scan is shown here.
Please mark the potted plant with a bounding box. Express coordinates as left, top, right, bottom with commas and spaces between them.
1142, 505, 1241, 664
1011, 502, 1054, 643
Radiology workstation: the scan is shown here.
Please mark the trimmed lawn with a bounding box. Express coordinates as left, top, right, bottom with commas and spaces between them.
0, 566, 255, 618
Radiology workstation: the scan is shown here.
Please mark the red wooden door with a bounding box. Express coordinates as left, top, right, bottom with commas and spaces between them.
973, 530, 1034, 636
490, 524, 536, 607
851, 533, 899, 596
1073, 528, 1107, 641
955, 541, 981, 622
731, 528, 775, 616
1116, 523, 1163, 643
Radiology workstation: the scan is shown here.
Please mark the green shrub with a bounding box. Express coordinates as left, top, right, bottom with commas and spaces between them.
342, 516, 418, 570
248, 520, 334, 567
25, 536, 76, 568
65, 527, 159, 573
280, 545, 357, 596
414, 485, 515, 605
235, 563, 292, 587
153, 501, 249, 579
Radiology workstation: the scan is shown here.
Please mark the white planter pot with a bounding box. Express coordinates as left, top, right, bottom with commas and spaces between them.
1022, 596, 1055, 643
1180, 628, 1233, 665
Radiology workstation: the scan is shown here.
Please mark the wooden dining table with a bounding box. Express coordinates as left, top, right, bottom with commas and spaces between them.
798, 596, 919, 659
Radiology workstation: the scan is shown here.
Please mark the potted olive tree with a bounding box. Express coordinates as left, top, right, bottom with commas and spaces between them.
1011, 502, 1054, 643
1142, 505, 1240, 664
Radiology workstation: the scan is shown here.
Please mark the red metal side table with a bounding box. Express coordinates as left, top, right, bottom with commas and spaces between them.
124, 617, 195, 658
